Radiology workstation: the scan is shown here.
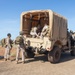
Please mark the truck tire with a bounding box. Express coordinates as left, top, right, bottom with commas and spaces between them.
70, 48, 75, 56
48, 46, 61, 63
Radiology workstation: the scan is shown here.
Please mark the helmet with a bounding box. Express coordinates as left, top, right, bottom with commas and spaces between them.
19, 31, 25, 35
7, 33, 11, 37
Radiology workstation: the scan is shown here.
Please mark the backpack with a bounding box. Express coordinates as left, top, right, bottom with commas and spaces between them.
1, 38, 6, 47
15, 36, 23, 44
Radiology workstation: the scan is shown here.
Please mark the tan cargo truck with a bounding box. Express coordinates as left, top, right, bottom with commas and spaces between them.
20, 10, 75, 63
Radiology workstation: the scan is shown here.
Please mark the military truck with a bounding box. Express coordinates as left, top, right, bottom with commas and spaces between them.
20, 10, 75, 63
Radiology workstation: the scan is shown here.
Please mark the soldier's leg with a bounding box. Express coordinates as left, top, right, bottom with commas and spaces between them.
16, 45, 20, 62
7, 46, 11, 60
4, 47, 8, 61
21, 48, 25, 63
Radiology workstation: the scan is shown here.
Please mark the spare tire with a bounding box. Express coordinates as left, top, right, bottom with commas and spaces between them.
25, 47, 35, 58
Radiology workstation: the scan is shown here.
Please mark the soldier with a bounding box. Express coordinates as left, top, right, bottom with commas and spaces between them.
36, 24, 42, 38
15, 31, 26, 64
70, 30, 75, 46
30, 26, 38, 38
40, 24, 49, 39
4, 33, 12, 61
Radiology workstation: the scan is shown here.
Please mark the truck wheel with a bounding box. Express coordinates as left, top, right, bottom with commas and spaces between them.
48, 46, 61, 63
70, 48, 75, 56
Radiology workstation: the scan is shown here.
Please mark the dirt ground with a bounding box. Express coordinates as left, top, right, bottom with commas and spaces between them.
0, 46, 75, 75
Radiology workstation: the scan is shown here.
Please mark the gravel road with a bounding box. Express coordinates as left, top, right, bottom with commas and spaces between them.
0, 52, 75, 75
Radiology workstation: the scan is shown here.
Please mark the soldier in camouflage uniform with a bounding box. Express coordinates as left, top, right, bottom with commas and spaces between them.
30, 26, 38, 38
4, 33, 12, 61
16, 31, 26, 64
40, 24, 49, 39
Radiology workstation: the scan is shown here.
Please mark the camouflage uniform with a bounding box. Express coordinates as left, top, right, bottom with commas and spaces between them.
30, 27, 38, 37
16, 32, 26, 64
4, 33, 12, 60
40, 24, 49, 39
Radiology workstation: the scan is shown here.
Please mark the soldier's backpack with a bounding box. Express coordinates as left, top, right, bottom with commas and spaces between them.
1, 38, 6, 47
15, 36, 23, 44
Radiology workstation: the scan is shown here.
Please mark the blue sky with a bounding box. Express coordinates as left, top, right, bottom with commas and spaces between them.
0, 0, 75, 39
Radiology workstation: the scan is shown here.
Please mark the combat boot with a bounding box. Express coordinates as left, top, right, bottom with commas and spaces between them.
16, 61, 18, 64
7, 58, 10, 60
4, 58, 7, 61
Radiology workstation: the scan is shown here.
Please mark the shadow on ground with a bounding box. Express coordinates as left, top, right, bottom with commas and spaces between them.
28, 52, 75, 63
0, 52, 75, 63
60, 52, 75, 63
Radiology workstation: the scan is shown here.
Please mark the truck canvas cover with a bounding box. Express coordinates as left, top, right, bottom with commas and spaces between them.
20, 10, 67, 45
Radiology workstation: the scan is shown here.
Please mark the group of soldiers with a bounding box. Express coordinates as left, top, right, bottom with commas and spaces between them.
3, 31, 26, 64
30, 24, 49, 38
3, 24, 49, 64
